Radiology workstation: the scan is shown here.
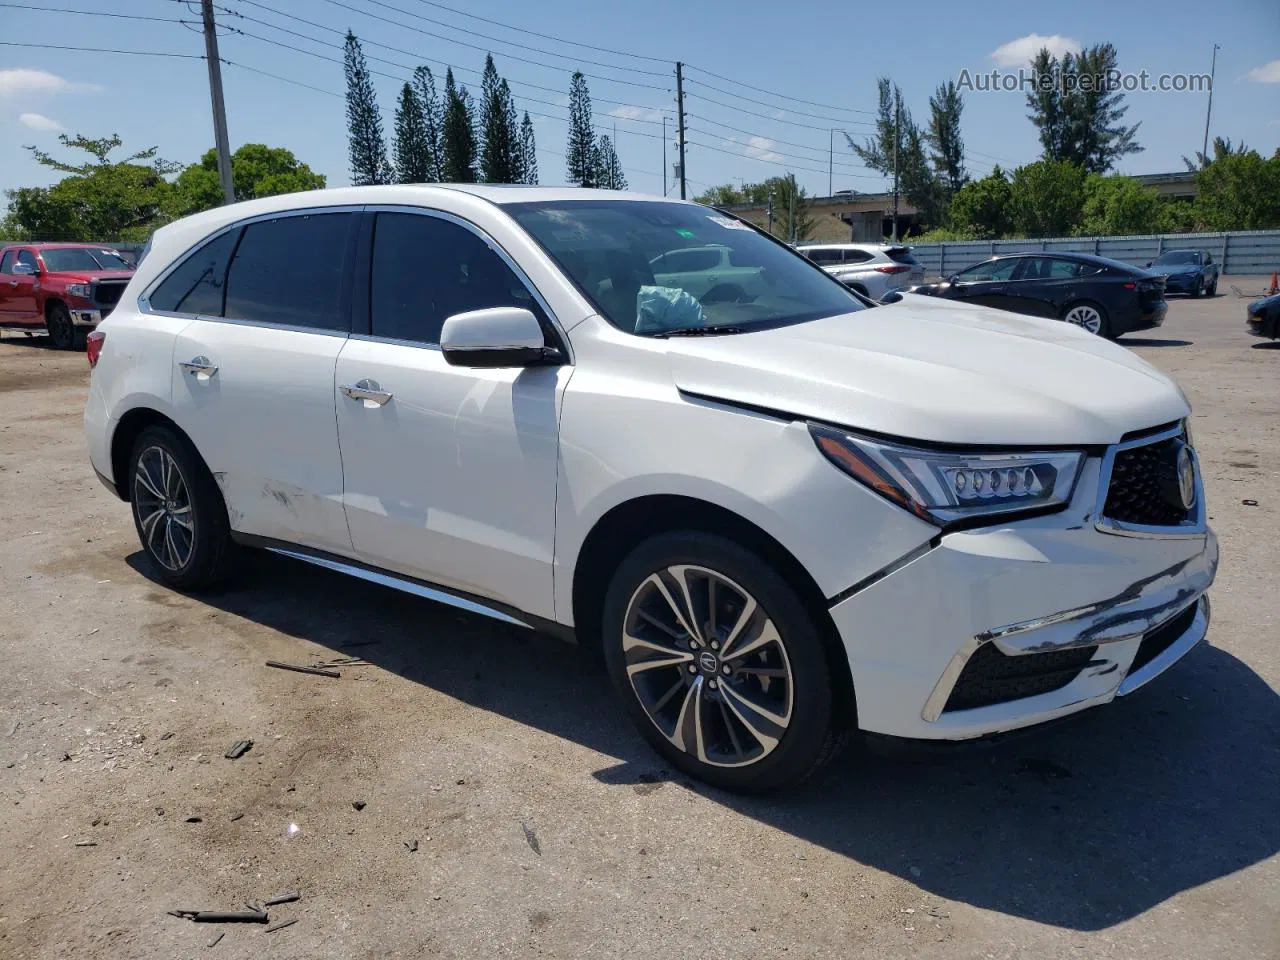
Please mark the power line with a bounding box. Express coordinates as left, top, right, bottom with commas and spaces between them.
681, 74, 874, 125
687, 137, 890, 183
691, 115, 879, 172
683, 85, 858, 134
0, 3, 186, 22
225, 0, 671, 120
687, 133, 884, 180
313, 0, 672, 91
221, 58, 343, 99
682, 63, 875, 117
0, 40, 203, 58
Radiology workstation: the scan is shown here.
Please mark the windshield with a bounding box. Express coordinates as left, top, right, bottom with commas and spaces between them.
504, 200, 865, 335
41, 247, 133, 272
1152, 251, 1199, 265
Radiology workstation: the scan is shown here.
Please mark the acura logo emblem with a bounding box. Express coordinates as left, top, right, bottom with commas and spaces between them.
698, 651, 719, 673
1176, 445, 1196, 511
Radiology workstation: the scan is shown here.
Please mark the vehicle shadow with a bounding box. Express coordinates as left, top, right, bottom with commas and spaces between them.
0, 333, 54, 349
1119, 338, 1192, 348
131, 548, 1280, 932
1250, 342, 1280, 351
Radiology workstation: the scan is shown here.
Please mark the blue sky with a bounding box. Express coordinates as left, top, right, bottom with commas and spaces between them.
1, 0, 1277, 200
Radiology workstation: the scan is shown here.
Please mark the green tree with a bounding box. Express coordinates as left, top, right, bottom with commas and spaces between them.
566, 71, 597, 187
518, 112, 538, 185
412, 65, 443, 181
441, 69, 478, 182
694, 184, 745, 205
8, 133, 177, 241
766, 174, 814, 242
344, 32, 390, 185
946, 166, 1013, 239
1193, 149, 1280, 230
594, 135, 627, 190
1076, 173, 1162, 236
847, 78, 941, 228
480, 56, 519, 183
1009, 160, 1087, 237
926, 80, 967, 194
1026, 43, 1142, 173
1182, 136, 1250, 172
171, 143, 325, 216
393, 83, 432, 183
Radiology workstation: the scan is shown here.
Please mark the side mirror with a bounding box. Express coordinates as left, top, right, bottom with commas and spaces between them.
946, 274, 959, 284
1144, 261, 1152, 268
440, 306, 556, 368
878, 291, 905, 305
10, 262, 37, 276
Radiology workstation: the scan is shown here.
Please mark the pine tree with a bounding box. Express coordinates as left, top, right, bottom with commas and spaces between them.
519, 112, 538, 184
926, 81, 967, 195
343, 32, 390, 186
479, 55, 518, 183
441, 68, 478, 183
412, 65, 443, 181
595, 135, 627, 190
393, 83, 432, 183
566, 71, 597, 187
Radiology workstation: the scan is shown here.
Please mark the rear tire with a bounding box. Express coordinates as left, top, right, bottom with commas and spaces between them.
601, 531, 842, 793
128, 425, 236, 590
1061, 300, 1111, 338
45, 303, 76, 350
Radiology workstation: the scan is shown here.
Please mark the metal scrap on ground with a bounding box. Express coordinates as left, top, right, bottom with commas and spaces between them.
224, 740, 253, 759
265, 918, 299, 933
264, 660, 341, 678
521, 821, 542, 856
263, 891, 300, 906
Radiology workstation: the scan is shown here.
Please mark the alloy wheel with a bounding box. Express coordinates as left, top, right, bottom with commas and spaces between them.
622, 565, 794, 768
133, 445, 196, 571
1063, 304, 1103, 334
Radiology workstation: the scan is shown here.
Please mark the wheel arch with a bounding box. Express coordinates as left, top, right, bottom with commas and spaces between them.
571, 493, 857, 729
109, 407, 197, 501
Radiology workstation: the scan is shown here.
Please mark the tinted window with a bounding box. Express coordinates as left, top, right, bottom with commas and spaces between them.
804, 249, 843, 264
0, 251, 14, 274
224, 213, 354, 331
844, 249, 873, 264
149, 228, 240, 316
884, 247, 918, 265
958, 258, 1020, 282
370, 212, 541, 345
41, 248, 132, 271
1018, 257, 1081, 280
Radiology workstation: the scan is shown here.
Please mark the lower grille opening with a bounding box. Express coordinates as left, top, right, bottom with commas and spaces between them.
1128, 602, 1199, 676
944, 644, 1098, 713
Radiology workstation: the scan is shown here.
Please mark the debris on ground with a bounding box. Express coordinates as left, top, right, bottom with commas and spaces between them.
263, 891, 300, 907
159, 732, 174, 741
185, 815, 203, 823
169, 908, 268, 924
73, 840, 97, 847
229, 812, 244, 822
521, 821, 542, 856
206, 931, 224, 948
1243, 499, 1259, 506
224, 740, 253, 760
265, 918, 298, 933
404, 839, 419, 852
352, 800, 366, 811
264, 660, 341, 678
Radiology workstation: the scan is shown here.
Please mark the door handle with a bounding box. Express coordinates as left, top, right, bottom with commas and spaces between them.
7, 281, 17, 287
340, 379, 393, 406
179, 356, 218, 377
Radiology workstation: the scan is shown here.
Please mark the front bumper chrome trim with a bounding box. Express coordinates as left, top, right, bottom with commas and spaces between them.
1117, 595, 1209, 696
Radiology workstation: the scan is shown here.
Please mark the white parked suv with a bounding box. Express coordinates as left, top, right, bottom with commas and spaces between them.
84, 186, 1217, 792
796, 243, 925, 299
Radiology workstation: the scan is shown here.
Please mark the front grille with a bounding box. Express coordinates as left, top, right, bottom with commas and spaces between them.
1128, 602, 1199, 676
943, 643, 1097, 713
1103, 432, 1193, 526
93, 281, 126, 307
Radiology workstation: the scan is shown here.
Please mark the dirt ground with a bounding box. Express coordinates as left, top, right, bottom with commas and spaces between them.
1, 284, 1277, 960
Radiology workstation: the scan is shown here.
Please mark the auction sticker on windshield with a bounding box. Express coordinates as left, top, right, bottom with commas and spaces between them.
708, 215, 753, 230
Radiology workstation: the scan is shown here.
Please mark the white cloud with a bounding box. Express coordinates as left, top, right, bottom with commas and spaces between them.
0, 68, 101, 97
729, 135, 782, 164
608, 105, 666, 123
19, 112, 63, 132
990, 34, 1082, 67
1244, 60, 1280, 83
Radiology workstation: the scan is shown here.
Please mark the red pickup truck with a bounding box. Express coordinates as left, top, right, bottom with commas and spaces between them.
0, 242, 135, 350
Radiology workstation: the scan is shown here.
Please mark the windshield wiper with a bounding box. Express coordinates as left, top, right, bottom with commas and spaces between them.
651, 324, 746, 338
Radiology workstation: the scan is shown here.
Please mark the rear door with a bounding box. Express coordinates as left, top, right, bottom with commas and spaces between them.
166, 209, 360, 554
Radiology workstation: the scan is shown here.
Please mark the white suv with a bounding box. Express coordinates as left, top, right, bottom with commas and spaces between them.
84, 186, 1217, 792
796, 243, 925, 299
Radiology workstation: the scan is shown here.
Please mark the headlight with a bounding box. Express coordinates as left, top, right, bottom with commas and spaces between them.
66, 283, 93, 299
809, 424, 1084, 526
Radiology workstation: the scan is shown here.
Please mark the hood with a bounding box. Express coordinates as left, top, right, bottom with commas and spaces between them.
1152, 263, 1199, 275
52, 270, 134, 283
665, 294, 1188, 446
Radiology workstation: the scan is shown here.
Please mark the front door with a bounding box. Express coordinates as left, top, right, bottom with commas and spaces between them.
166, 210, 360, 554
335, 210, 568, 620
948, 257, 1021, 309
0, 249, 40, 323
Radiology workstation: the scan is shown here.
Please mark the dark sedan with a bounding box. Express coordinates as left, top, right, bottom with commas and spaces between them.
907, 252, 1167, 339
1145, 249, 1220, 297
1247, 293, 1280, 340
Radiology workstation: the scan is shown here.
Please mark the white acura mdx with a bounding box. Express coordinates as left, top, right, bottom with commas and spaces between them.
84, 186, 1217, 792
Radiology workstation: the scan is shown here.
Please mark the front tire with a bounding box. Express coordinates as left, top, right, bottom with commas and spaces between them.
1191, 277, 1203, 298
129, 425, 236, 589
601, 531, 841, 793
1061, 300, 1111, 338
45, 303, 76, 350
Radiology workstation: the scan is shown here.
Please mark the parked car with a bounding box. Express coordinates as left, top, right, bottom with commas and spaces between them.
1145, 249, 1219, 297
0, 242, 134, 349
907, 252, 1167, 338
1246, 293, 1280, 340
648, 244, 764, 301
795, 243, 925, 299
84, 187, 1216, 792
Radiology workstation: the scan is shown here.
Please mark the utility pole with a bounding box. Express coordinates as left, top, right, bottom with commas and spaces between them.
788, 188, 795, 244
766, 187, 774, 237
201, 0, 234, 205
891, 95, 900, 242
675, 61, 687, 200
1201, 42, 1219, 163
828, 128, 833, 197
662, 116, 667, 196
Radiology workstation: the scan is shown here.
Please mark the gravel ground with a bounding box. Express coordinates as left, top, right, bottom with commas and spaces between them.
1, 285, 1277, 960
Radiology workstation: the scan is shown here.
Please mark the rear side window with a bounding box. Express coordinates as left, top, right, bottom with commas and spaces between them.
0, 251, 14, 273
804, 248, 842, 264
884, 247, 918, 265
224, 213, 355, 331
370, 212, 541, 346
655, 248, 721, 273
844, 249, 873, 264
149, 229, 240, 316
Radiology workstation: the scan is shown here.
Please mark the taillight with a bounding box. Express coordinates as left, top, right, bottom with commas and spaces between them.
1123, 282, 1137, 290
874, 264, 911, 274
86, 330, 105, 368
